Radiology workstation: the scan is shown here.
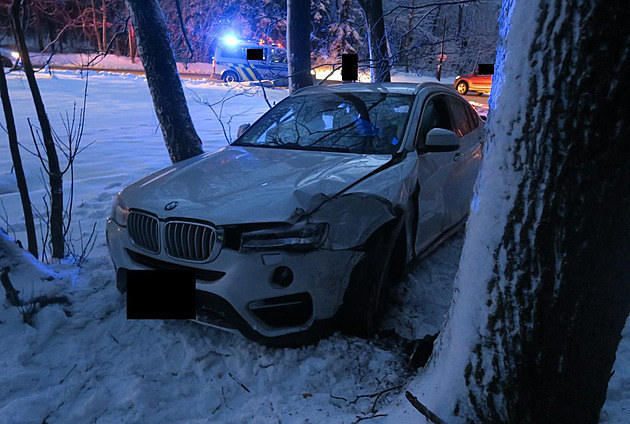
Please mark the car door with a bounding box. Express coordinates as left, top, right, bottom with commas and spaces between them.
246, 46, 268, 80
414, 94, 460, 253
470, 74, 492, 93
446, 95, 485, 223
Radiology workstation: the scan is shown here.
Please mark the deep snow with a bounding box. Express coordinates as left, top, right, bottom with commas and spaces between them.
0, 69, 626, 423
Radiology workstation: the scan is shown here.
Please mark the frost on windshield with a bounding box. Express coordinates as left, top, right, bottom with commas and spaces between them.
236, 93, 414, 154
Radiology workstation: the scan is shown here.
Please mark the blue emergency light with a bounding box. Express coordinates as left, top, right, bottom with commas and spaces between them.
222, 34, 239, 47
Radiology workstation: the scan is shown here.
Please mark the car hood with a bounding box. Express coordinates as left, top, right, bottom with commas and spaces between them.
121, 146, 392, 225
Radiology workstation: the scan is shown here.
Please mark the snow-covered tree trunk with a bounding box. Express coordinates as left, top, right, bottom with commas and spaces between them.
415, 0, 630, 422
127, 0, 203, 163
357, 0, 390, 82
287, 0, 313, 92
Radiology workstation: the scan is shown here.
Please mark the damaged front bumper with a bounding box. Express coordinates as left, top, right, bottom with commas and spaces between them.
106, 219, 363, 340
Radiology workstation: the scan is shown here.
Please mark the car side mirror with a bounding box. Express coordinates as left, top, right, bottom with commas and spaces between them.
237, 123, 251, 138
425, 128, 460, 152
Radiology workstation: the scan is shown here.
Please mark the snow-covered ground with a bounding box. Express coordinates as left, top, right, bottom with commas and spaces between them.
0, 70, 626, 423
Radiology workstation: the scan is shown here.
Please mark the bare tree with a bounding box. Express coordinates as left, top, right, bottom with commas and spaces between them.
286, 0, 313, 92
11, 0, 65, 259
413, 0, 630, 423
0, 69, 38, 257
126, 0, 203, 163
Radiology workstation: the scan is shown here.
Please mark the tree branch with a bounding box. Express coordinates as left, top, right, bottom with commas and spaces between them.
405, 391, 448, 424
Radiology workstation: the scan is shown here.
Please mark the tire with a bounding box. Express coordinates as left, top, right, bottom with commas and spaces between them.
338, 228, 403, 337
456, 81, 469, 95
222, 71, 239, 83
1, 56, 12, 68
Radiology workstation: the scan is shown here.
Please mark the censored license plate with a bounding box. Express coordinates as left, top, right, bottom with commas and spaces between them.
126, 269, 196, 319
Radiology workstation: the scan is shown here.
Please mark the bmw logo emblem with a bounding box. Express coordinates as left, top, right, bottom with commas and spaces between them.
165, 201, 179, 211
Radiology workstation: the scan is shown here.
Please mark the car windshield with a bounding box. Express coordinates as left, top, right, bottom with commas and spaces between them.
234, 92, 414, 154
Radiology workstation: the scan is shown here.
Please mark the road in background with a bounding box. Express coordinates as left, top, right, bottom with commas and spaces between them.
463, 93, 489, 105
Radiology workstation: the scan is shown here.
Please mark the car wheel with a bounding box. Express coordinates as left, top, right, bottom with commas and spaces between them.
1, 56, 12, 68
222, 71, 239, 83
338, 229, 403, 337
456, 81, 469, 95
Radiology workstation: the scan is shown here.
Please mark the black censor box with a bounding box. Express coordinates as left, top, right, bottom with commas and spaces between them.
341, 54, 358, 81
478, 63, 494, 75
126, 270, 196, 319
247, 48, 264, 60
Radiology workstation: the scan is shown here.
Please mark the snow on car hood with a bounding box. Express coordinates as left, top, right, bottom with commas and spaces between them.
121, 146, 391, 225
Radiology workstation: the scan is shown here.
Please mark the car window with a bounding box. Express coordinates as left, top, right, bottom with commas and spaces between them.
465, 104, 480, 130
218, 47, 245, 59
448, 97, 474, 137
219, 46, 265, 60
417, 95, 453, 148
234, 92, 414, 154
269, 48, 287, 64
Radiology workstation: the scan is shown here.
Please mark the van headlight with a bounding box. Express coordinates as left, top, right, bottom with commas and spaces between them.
110, 194, 130, 227
240, 222, 329, 251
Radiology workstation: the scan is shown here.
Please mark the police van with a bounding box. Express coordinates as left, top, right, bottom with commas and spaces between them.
212, 40, 288, 83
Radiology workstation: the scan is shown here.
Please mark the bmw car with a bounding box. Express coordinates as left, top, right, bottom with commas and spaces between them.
107, 82, 484, 345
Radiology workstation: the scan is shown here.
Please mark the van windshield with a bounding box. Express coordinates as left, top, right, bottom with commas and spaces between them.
234, 92, 414, 154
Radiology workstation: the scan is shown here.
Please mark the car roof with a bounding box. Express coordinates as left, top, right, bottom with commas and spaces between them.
291, 82, 453, 96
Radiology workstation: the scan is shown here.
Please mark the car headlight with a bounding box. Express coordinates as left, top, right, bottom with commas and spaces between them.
10, 51, 19, 59
455, 75, 461, 80
110, 194, 130, 227
240, 222, 329, 251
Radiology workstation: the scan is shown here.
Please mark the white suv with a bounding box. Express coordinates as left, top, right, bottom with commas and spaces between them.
107, 82, 484, 345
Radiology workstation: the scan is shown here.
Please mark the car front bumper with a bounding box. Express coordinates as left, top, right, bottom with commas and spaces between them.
106, 219, 363, 339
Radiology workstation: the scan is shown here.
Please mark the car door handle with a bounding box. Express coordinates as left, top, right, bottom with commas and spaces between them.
454, 152, 461, 162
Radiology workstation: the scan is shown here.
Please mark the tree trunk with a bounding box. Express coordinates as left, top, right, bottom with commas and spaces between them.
11, 0, 64, 259
90, 0, 103, 51
404, 0, 415, 73
102, 0, 107, 51
286, 0, 313, 93
0, 70, 38, 258
357, 0, 390, 82
127, 3, 137, 63
126, 0, 203, 163
129, 23, 137, 63
35, 13, 45, 52
46, 18, 57, 52
417, 0, 630, 423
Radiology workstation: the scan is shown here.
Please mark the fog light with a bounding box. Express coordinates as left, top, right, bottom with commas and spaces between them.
270, 266, 293, 288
